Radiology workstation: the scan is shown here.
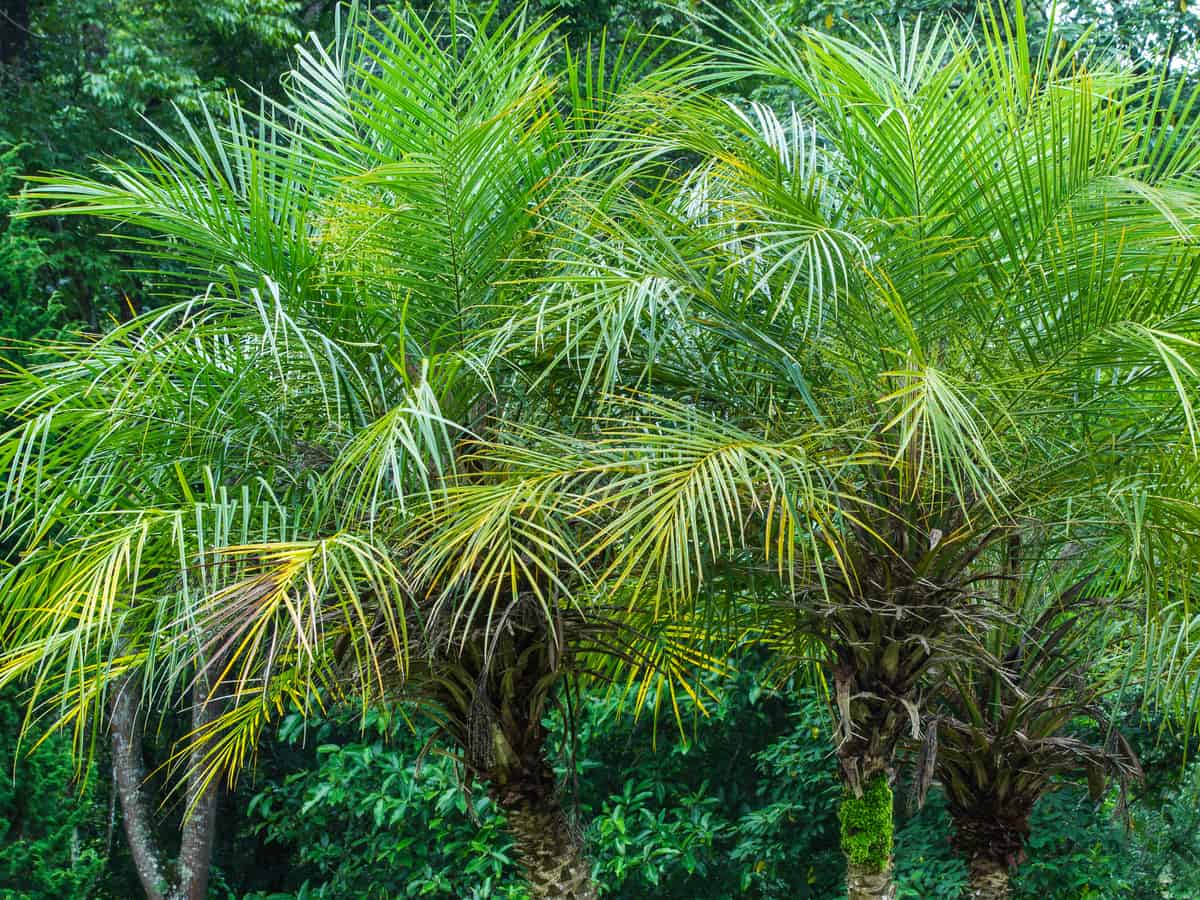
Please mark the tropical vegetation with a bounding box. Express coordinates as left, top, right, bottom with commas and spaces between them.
2, 1, 1200, 899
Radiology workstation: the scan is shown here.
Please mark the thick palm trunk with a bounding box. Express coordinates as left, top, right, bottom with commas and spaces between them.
490, 755, 596, 900
967, 858, 1010, 899
847, 859, 897, 900
831, 650, 902, 900
952, 812, 1024, 900
837, 771, 896, 900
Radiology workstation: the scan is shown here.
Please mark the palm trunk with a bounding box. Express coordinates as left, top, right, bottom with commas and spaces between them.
838, 772, 896, 900
832, 656, 900, 900
110, 676, 169, 900
967, 858, 1010, 899
167, 676, 221, 900
490, 755, 596, 900
951, 809, 1026, 900
847, 859, 897, 900
109, 672, 219, 900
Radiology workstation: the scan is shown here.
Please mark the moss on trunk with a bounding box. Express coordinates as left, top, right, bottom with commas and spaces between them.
839, 774, 894, 870
839, 774, 895, 900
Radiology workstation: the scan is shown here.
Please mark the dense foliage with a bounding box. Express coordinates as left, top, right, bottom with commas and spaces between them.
0, 0, 308, 340
3, 1, 1200, 899
0, 690, 106, 898
10, 678, 1191, 897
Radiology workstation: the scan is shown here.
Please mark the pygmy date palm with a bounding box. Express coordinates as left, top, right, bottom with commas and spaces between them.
512, 4, 1200, 896
921, 559, 1142, 899
0, 8, 696, 897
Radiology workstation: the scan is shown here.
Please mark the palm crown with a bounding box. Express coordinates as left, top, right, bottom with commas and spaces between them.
4, 3, 1200, 899
0, 9, 702, 898
505, 4, 1200, 894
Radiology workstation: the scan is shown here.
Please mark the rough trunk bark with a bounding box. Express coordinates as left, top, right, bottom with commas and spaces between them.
490, 756, 597, 900
109, 672, 220, 900
967, 858, 1010, 900
951, 807, 1027, 900
847, 859, 898, 900
167, 676, 221, 900
109, 677, 168, 900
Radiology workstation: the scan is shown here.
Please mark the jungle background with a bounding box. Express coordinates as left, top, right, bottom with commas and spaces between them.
2, 1, 1200, 897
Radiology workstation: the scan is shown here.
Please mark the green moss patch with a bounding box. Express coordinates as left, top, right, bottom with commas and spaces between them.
839, 774, 894, 872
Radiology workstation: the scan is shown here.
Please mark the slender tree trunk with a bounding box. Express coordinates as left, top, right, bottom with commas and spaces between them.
490, 755, 597, 900
109, 677, 169, 900
847, 859, 897, 900
167, 676, 221, 900
109, 672, 220, 900
967, 858, 1010, 900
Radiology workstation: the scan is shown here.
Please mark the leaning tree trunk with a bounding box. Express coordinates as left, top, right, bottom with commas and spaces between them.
488, 751, 596, 899
167, 675, 221, 900
110, 676, 170, 900
109, 671, 220, 900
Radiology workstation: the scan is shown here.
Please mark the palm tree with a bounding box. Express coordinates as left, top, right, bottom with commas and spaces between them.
505, 4, 1200, 896
918, 559, 1143, 900
0, 7, 698, 896
177, 441, 710, 898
